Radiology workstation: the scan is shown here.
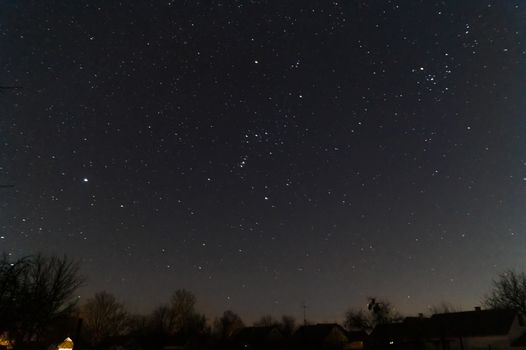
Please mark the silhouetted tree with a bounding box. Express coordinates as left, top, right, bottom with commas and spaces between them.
344, 297, 402, 332
0, 255, 27, 335
0, 254, 82, 349
279, 315, 296, 336
484, 269, 526, 314
254, 314, 278, 327
150, 304, 176, 335
213, 310, 244, 340
428, 302, 458, 315
81, 291, 129, 346
344, 309, 372, 332
181, 312, 209, 341
127, 314, 149, 336
149, 289, 208, 344
171, 289, 199, 333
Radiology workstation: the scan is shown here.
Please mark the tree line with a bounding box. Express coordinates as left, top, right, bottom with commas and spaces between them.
1, 253, 525, 349
81, 290, 299, 348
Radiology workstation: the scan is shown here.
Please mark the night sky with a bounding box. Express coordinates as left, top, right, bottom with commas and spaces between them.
1, 1, 526, 323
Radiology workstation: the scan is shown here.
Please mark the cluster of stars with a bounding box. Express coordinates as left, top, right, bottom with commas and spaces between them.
0, 0, 525, 320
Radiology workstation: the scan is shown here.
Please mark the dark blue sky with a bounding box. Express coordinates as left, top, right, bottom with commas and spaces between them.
1, 0, 526, 322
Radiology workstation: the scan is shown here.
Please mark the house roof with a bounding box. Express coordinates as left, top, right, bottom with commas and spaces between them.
430, 309, 516, 337
57, 337, 74, 350
370, 309, 518, 344
294, 324, 348, 344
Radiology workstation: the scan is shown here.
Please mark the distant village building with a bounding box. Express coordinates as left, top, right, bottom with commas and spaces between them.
368, 308, 526, 350
346, 331, 367, 350
293, 324, 350, 350
54, 337, 74, 350
0, 333, 10, 350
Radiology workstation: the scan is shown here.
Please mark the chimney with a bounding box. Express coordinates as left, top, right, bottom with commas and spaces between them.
474, 306, 481, 311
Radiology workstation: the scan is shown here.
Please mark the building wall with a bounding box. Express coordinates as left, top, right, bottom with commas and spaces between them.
508, 315, 526, 342
444, 335, 509, 350
347, 340, 364, 350
324, 328, 349, 349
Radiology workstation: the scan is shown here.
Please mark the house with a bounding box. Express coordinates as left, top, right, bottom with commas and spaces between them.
512, 332, 526, 348
346, 331, 367, 350
293, 324, 349, 350
368, 308, 526, 350
368, 316, 434, 350
0, 333, 10, 350
430, 308, 526, 350
232, 326, 284, 350
55, 337, 74, 350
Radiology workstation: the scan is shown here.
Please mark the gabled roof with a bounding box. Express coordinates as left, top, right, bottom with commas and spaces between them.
370, 309, 518, 344
430, 309, 516, 337
294, 324, 348, 344
57, 337, 74, 350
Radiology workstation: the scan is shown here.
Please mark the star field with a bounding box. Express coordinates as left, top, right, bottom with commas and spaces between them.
1, 1, 526, 322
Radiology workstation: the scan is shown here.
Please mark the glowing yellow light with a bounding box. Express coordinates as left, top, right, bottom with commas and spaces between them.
57, 337, 74, 350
